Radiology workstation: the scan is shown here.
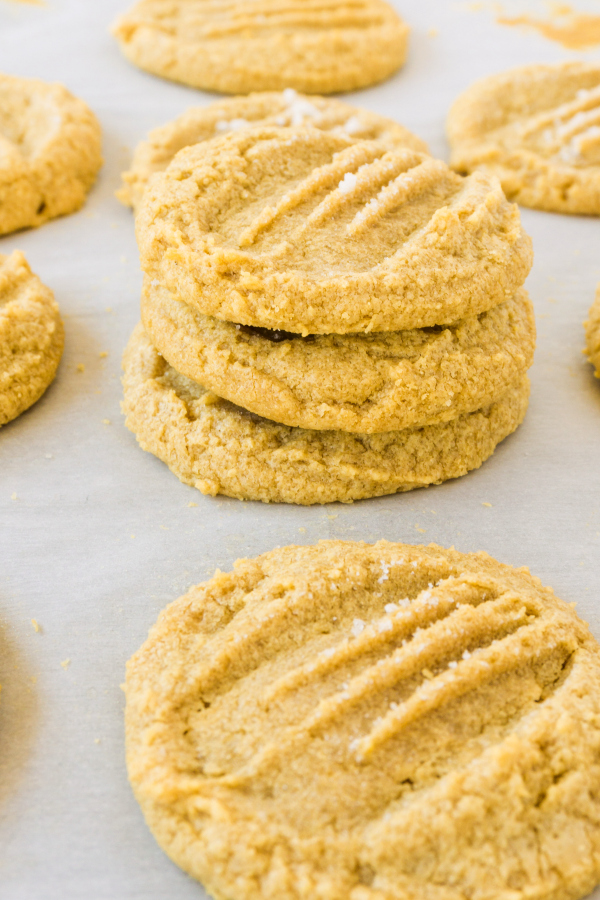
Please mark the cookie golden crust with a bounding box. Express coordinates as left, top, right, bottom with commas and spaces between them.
111, 0, 409, 95
142, 279, 536, 433
0, 251, 64, 426
118, 91, 428, 211
585, 285, 600, 378
137, 127, 533, 335
122, 324, 529, 505
0, 73, 102, 236
126, 539, 600, 900
448, 62, 600, 215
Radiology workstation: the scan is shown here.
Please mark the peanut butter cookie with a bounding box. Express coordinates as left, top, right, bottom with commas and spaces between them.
0, 251, 64, 427
126, 539, 600, 900
137, 127, 533, 335
142, 278, 536, 433
122, 324, 529, 505
0, 73, 102, 235
112, 0, 409, 95
585, 284, 600, 378
118, 91, 427, 211
448, 62, 600, 215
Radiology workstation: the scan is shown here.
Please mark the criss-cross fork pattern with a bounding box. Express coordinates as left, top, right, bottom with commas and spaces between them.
142, 0, 390, 39
171, 559, 576, 796
237, 142, 458, 258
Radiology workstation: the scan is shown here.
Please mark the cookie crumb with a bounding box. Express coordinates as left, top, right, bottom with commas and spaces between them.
299, 527, 306, 533
102, 419, 111, 425
61, 658, 71, 669
188, 502, 198, 507
99, 351, 108, 358
31, 619, 40, 633
11, 492, 17, 500
415, 526, 426, 534
76, 363, 85, 373
482, 502, 492, 507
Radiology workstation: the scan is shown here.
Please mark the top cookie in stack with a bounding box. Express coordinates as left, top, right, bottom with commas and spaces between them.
123, 121, 535, 505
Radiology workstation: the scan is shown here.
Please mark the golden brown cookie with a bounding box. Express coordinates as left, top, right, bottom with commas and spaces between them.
122, 324, 529, 505
118, 91, 427, 211
142, 278, 536, 433
126, 539, 600, 900
448, 62, 600, 215
0, 73, 102, 235
0, 251, 64, 427
137, 127, 533, 335
112, 0, 409, 95
585, 284, 600, 378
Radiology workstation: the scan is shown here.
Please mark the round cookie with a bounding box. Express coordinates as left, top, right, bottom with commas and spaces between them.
142, 278, 536, 433
448, 62, 600, 215
111, 0, 409, 96
122, 324, 529, 505
0, 251, 64, 427
585, 284, 600, 378
137, 127, 533, 335
126, 539, 600, 900
118, 91, 428, 211
0, 73, 102, 235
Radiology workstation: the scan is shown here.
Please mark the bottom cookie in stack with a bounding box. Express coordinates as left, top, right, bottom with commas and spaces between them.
122, 321, 531, 506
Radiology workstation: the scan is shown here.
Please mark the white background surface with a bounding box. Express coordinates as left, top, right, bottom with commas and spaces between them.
0, 1, 599, 897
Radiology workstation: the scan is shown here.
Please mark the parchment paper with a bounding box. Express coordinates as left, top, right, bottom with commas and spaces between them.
0, 1, 599, 896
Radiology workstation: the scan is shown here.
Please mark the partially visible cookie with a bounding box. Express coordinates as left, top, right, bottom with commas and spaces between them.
118, 91, 427, 211
142, 278, 536, 433
585, 285, 600, 378
112, 0, 409, 95
138, 127, 533, 334
126, 539, 600, 900
0, 251, 64, 427
0, 73, 102, 235
448, 62, 600, 215
122, 324, 529, 505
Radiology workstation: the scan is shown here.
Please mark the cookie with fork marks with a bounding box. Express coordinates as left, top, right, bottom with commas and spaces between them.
118, 91, 427, 211
137, 127, 533, 335
111, 0, 409, 95
126, 539, 600, 900
448, 62, 600, 215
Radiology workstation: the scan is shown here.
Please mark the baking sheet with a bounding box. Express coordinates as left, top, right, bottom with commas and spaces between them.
0, 1, 599, 897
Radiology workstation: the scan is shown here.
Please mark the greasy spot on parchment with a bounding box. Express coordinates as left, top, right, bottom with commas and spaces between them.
497, 4, 600, 50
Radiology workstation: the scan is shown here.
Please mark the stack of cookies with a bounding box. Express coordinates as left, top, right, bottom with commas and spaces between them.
122, 120, 535, 505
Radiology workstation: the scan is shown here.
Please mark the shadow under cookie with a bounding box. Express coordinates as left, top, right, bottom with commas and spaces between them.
122, 324, 530, 506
